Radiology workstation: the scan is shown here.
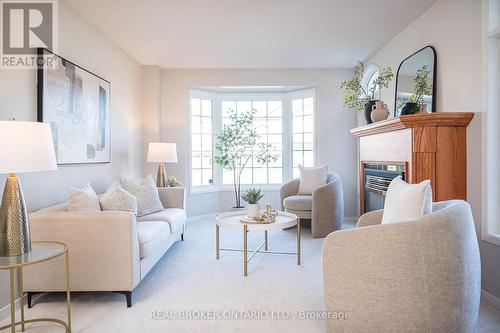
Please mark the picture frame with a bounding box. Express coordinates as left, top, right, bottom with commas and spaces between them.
37, 48, 111, 164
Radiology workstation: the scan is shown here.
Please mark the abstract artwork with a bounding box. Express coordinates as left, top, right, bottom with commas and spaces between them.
37, 48, 111, 164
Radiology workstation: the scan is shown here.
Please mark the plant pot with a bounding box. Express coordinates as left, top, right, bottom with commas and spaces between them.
246, 203, 260, 218
364, 100, 377, 124
400, 102, 419, 115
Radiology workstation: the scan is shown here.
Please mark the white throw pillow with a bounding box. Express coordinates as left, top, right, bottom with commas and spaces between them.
68, 183, 101, 212
297, 164, 328, 195
120, 175, 164, 217
381, 176, 432, 224
100, 183, 138, 214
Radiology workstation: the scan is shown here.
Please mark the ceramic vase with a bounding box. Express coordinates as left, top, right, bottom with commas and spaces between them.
370, 101, 390, 122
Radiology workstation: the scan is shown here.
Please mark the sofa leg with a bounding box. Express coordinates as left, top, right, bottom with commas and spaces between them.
27, 292, 43, 308
181, 233, 184, 241
114, 291, 133, 308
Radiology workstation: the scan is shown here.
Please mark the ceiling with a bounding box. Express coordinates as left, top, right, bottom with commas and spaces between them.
65, 0, 436, 69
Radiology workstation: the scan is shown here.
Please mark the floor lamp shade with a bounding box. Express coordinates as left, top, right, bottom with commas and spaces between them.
0, 121, 57, 256
147, 143, 177, 187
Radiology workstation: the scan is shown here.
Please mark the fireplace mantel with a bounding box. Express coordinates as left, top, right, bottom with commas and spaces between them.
351, 112, 474, 137
352, 112, 474, 215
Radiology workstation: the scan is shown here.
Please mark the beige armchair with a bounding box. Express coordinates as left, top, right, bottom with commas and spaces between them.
322, 200, 481, 333
280, 173, 343, 238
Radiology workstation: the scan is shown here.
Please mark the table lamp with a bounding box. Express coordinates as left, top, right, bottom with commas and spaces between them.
0, 120, 57, 256
147, 142, 178, 187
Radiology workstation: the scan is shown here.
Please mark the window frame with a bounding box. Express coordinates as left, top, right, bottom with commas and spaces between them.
188, 88, 316, 194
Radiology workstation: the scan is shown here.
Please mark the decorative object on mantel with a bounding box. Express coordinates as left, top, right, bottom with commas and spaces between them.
340, 61, 393, 124
395, 46, 436, 117
0, 120, 57, 256
37, 48, 111, 164
370, 101, 390, 122
147, 142, 178, 187
241, 188, 264, 218
214, 109, 279, 209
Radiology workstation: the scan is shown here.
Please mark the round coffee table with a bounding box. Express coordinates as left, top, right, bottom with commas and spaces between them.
215, 211, 300, 276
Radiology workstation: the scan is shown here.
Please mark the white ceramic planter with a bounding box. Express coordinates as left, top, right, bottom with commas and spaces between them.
246, 203, 260, 218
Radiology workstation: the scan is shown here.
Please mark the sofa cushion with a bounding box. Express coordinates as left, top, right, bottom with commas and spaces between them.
138, 208, 186, 234
100, 183, 138, 214
137, 221, 171, 259
68, 183, 101, 212
121, 175, 164, 217
283, 195, 312, 211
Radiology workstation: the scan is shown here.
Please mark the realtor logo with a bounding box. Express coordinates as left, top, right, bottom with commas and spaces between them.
1, 0, 58, 68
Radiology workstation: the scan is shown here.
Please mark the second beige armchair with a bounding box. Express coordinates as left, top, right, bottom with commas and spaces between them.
280, 173, 343, 238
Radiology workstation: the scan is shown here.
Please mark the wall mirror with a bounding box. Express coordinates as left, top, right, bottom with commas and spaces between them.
394, 46, 436, 117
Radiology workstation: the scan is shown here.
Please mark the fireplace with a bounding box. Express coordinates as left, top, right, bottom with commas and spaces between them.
362, 162, 406, 213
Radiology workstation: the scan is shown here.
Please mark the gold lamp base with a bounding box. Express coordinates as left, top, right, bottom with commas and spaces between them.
0, 173, 31, 256
156, 163, 167, 187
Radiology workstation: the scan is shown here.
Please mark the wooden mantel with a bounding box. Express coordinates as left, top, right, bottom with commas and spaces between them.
352, 112, 474, 215
351, 112, 474, 137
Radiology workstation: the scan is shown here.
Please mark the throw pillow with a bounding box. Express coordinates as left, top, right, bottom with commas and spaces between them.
100, 183, 138, 214
120, 175, 164, 217
381, 176, 432, 224
68, 183, 101, 212
297, 164, 328, 195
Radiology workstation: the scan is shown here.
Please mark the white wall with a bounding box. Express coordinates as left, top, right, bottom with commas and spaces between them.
156, 69, 358, 217
0, 1, 143, 312
366, 0, 500, 300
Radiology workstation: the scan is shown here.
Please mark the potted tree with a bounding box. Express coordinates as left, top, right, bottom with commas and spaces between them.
241, 188, 264, 218
401, 65, 432, 115
340, 62, 393, 124
214, 109, 278, 209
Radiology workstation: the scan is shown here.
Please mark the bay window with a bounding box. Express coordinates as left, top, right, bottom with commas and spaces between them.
189, 89, 315, 192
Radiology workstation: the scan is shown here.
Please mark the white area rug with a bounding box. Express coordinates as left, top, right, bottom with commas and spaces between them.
1, 216, 499, 332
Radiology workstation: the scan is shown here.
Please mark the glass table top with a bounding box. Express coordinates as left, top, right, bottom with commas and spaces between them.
0, 241, 66, 269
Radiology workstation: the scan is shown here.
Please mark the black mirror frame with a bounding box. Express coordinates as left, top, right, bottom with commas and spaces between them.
393, 45, 437, 117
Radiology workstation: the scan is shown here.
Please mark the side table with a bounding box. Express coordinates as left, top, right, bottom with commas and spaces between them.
0, 241, 71, 333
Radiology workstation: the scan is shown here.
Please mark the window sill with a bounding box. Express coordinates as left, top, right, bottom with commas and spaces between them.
190, 187, 219, 195
190, 186, 281, 195
482, 232, 500, 247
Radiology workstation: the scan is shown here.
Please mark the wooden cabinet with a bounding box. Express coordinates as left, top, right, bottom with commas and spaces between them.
351, 112, 474, 215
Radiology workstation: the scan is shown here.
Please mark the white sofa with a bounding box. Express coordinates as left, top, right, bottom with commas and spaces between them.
24, 187, 186, 308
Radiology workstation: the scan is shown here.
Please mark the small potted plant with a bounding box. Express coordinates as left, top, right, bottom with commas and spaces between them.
166, 176, 181, 187
241, 188, 264, 218
401, 65, 432, 115
340, 62, 393, 124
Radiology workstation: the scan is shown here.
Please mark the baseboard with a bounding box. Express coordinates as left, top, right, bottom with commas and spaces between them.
482, 289, 500, 311
0, 294, 27, 321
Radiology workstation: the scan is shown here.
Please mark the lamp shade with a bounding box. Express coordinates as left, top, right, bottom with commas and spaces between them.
147, 142, 178, 163
0, 121, 58, 174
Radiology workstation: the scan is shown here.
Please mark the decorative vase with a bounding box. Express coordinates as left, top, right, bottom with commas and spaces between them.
247, 203, 260, 218
418, 104, 428, 114
364, 100, 377, 124
370, 101, 390, 122
400, 102, 419, 115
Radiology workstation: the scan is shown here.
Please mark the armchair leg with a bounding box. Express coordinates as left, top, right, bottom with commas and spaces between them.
27, 292, 42, 308
181, 233, 184, 241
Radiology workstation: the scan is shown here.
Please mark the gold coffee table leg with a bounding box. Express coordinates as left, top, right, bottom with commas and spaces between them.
264, 230, 268, 251
216, 224, 220, 259
297, 219, 301, 265
18, 268, 25, 332
243, 224, 248, 276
